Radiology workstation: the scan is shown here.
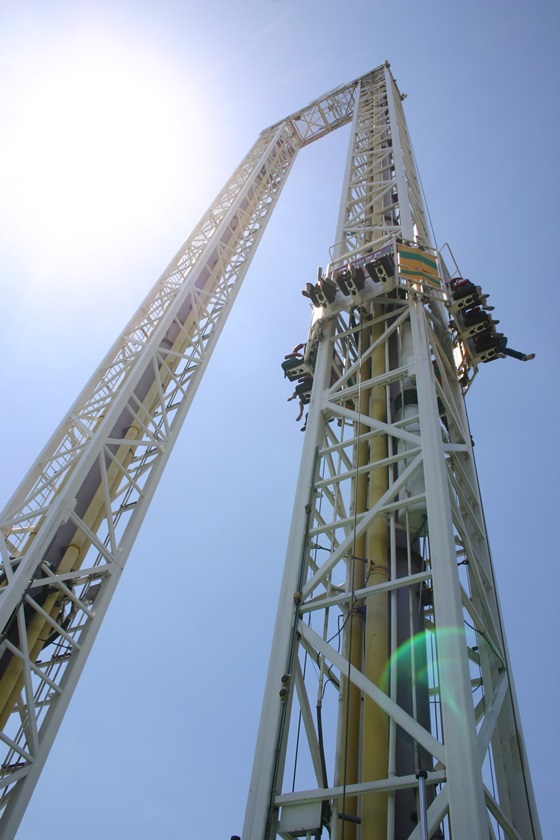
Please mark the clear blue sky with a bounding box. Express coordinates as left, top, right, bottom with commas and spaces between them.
0, 1, 558, 837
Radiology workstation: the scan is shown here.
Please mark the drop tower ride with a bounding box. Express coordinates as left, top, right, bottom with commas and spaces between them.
0, 64, 540, 839
242, 65, 540, 840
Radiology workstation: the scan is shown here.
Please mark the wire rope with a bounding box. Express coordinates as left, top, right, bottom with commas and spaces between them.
461, 399, 539, 839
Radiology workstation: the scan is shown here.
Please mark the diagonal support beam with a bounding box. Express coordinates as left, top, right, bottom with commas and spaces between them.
299, 622, 445, 764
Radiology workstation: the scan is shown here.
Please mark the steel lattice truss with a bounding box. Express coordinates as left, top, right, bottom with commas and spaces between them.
248, 290, 538, 839
0, 79, 350, 835
0, 63, 540, 840
244, 68, 541, 839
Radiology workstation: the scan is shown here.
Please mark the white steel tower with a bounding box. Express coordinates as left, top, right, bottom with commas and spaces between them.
242, 66, 541, 840
0, 64, 539, 839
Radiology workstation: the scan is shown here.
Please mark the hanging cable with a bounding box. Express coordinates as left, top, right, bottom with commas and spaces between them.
410, 136, 438, 249
340, 305, 370, 840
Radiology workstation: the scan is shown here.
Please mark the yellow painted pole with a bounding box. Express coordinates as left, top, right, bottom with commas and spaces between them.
361, 308, 390, 839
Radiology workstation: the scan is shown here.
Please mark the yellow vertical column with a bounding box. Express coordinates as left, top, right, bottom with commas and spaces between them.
361, 308, 389, 839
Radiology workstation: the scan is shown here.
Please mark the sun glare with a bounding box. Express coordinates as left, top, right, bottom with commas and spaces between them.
0, 36, 204, 286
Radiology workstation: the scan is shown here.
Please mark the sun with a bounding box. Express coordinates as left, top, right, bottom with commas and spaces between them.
0, 33, 206, 293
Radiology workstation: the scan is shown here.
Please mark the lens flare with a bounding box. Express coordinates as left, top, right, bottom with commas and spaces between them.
382, 626, 471, 722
